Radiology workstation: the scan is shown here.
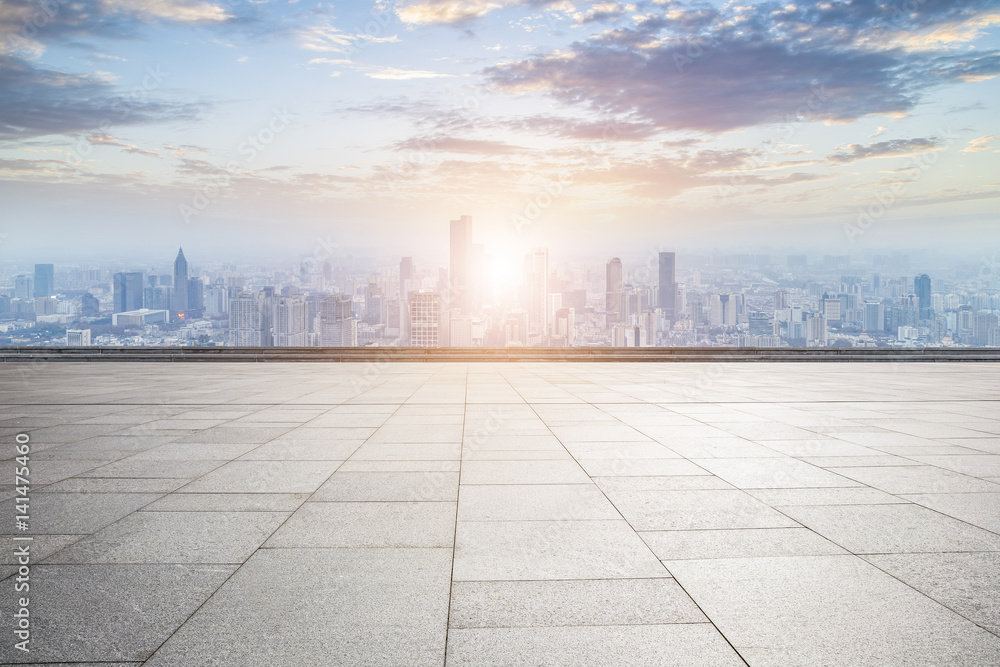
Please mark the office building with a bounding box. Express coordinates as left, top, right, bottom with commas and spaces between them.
113, 272, 144, 313
66, 329, 91, 346
915, 274, 932, 319
272, 295, 308, 347
606, 258, 622, 323
14, 275, 33, 299
229, 292, 261, 346
449, 216, 472, 313
112, 309, 169, 326
318, 294, 356, 346
658, 251, 677, 318
527, 248, 548, 335
34, 264, 54, 298
410, 291, 440, 347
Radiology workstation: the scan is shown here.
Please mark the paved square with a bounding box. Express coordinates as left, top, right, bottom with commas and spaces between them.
2, 361, 999, 665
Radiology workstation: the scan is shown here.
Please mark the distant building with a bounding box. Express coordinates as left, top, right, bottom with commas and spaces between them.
410, 292, 440, 347
658, 252, 677, 319
449, 216, 472, 313
318, 294, 356, 346
173, 247, 189, 316
112, 309, 169, 326
229, 293, 261, 346
66, 329, 91, 346
272, 295, 308, 347
187, 277, 204, 313
606, 258, 623, 323
80, 293, 100, 317
34, 297, 56, 315
914, 274, 932, 319
14, 275, 32, 299
113, 272, 144, 313
527, 248, 548, 334
863, 301, 885, 333
33, 264, 54, 298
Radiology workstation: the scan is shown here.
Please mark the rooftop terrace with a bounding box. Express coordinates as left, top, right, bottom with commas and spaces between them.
2, 361, 999, 665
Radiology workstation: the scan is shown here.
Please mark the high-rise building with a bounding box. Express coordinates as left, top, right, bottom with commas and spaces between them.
113, 272, 144, 313
14, 275, 33, 299
863, 301, 885, 332
399, 256, 414, 299
527, 248, 548, 334
658, 252, 677, 318
914, 274, 932, 319
272, 295, 308, 347
318, 294, 356, 346
449, 215, 472, 313
773, 290, 789, 310
187, 277, 204, 313
173, 247, 189, 315
410, 291, 440, 347
33, 264, 54, 298
606, 258, 623, 323
229, 292, 261, 346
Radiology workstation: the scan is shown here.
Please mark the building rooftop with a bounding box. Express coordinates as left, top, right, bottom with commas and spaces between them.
2, 361, 999, 665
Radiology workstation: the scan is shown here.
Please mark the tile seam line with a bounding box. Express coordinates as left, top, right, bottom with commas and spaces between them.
136, 374, 421, 663
500, 366, 753, 667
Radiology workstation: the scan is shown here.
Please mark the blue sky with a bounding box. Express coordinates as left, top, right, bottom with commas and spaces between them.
1, 0, 999, 261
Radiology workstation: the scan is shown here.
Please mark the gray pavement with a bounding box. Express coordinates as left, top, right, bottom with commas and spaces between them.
1, 361, 999, 665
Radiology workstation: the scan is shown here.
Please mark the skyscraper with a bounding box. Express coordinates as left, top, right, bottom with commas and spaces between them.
606, 258, 622, 323
229, 292, 261, 346
399, 256, 414, 300
914, 274, 932, 319
658, 252, 677, 318
33, 264, 54, 298
527, 248, 548, 335
449, 215, 472, 313
318, 295, 356, 346
112, 272, 144, 313
272, 295, 308, 346
14, 275, 32, 299
173, 247, 189, 315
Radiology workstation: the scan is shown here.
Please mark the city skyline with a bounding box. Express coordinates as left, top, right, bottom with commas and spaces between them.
1, 0, 998, 259
3, 227, 1000, 349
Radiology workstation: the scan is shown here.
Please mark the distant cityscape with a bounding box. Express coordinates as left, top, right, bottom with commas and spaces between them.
3, 216, 999, 348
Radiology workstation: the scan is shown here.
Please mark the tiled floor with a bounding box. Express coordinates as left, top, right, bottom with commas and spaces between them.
2, 361, 1000, 665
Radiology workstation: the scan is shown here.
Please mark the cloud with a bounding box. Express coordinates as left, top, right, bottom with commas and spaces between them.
389, 136, 529, 154
827, 138, 943, 164
396, 0, 507, 25
962, 135, 998, 152
483, 0, 1000, 133
395, 0, 571, 25
365, 66, 453, 80
309, 60, 452, 80
100, 0, 230, 23
0, 55, 202, 140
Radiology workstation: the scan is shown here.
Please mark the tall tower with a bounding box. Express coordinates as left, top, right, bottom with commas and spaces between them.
658, 252, 677, 319
606, 258, 623, 323
173, 247, 189, 315
449, 216, 472, 313
527, 248, 549, 335
399, 256, 414, 300
914, 274, 932, 319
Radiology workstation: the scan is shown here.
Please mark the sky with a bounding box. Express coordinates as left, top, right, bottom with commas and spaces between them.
1, 0, 999, 263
